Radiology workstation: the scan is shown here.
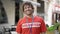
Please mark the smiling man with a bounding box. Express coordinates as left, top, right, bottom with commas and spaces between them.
16, 2, 47, 34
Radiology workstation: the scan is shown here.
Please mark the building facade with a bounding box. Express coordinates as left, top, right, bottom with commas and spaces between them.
0, 0, 60, 27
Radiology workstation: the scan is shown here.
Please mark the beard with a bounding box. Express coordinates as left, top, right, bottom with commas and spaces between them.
25, 10, 34, 15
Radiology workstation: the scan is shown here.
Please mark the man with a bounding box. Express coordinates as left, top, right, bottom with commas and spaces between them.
16, 2, 47, 34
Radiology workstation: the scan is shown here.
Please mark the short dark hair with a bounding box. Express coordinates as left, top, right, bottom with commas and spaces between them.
22, 2, 34, 12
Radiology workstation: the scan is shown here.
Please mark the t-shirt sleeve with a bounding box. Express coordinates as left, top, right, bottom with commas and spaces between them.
40, 18, 47, 32
16, 19, 22, 33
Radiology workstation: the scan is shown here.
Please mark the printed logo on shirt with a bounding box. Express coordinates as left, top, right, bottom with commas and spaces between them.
22, 22, 41, 28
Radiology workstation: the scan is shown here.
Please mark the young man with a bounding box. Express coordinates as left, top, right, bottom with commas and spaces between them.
16, 2, 47, 34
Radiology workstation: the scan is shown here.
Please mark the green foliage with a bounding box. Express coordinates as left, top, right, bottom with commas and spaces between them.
47, 23, 60, 31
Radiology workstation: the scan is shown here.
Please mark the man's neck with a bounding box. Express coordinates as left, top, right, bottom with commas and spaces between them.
26, 14, 33, 18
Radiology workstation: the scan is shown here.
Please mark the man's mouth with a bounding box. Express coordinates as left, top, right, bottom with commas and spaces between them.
27, 10, 31, 11
27, 10, 32, 12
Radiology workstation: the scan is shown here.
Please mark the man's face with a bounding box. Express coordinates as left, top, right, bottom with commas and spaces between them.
23, 5, 34, 15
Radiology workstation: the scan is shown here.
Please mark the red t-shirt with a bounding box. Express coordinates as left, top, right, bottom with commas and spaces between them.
16, 16, 47, 34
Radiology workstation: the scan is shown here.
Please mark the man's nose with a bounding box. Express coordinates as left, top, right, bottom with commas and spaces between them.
26, 7, 29, 10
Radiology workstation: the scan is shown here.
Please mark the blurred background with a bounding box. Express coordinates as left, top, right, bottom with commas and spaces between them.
0, 0, 60, 34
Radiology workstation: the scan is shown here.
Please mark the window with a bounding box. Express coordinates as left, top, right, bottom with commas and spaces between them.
0, 0, 8, 24
15, 0, 23, 25
15, 0, 19, 24
37, 0, 44, 18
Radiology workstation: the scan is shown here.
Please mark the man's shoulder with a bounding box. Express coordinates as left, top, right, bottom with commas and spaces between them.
18, 18, 25, 24
19, 18, 23, 21
35, 16, 43, 20
18, 17, 26, 22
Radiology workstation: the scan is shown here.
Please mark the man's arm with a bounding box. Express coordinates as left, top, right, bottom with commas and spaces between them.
16, 19, 22, 34
17, 33, 20, 34
39, 17, 47, 34
17, 33, 21, 34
